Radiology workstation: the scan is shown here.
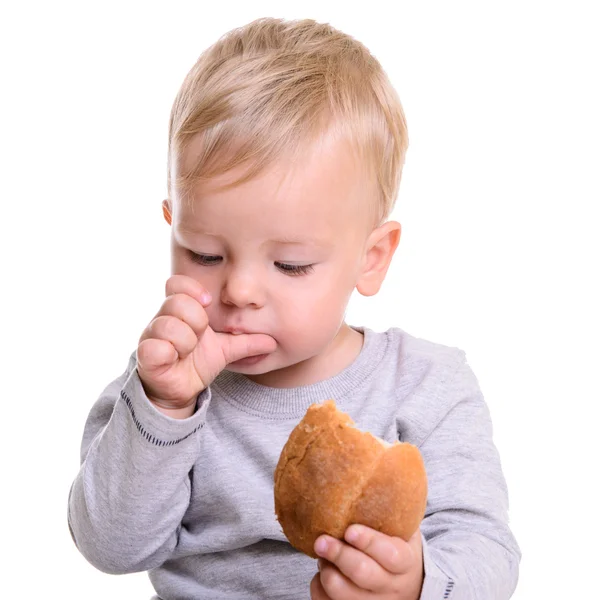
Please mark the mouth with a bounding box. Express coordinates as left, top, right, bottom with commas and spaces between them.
218, 326, 262, 336
219, 328, 252, 336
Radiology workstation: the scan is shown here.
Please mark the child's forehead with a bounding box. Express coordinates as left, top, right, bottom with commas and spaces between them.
178, 218, 338, 250
173, 173, 377, 250
176, 196, 345, 246
175, 134, 377, 231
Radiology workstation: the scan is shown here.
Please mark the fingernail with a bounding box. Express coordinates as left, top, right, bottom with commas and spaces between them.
201, 293, 211, 304
315, 537, 328, 555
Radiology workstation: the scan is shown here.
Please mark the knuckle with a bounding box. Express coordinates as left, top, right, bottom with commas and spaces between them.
190, 311, 208, 337
387, 540, 404, 568
138, 327, 150, 344
196, 307, 209, 328
362, 532, 376, 553
154, 315, 180, 339
137, 338, 170, 368
164, 294, 207, 329
353, 557, 372, 586
164, 293, 188, 315
333, 541, 346, 562
165, 274, 181, 296
136, 338, 151, 361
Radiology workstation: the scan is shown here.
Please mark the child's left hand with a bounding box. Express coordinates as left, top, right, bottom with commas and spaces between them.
310, 525, 424, 600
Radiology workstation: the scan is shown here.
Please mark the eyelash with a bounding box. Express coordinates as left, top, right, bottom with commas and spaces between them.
189, 253, 315, 276
275, 262, 314, 276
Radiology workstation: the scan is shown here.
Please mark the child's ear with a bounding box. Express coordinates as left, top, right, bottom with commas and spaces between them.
162, 199, 172, 225
356, 221, 401, 297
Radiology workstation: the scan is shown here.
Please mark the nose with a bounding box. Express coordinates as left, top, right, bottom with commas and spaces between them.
220, 265, 265, 308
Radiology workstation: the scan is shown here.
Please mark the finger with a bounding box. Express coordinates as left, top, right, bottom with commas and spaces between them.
344, 525, 414, 575
217, 332, 277, 365
142, 315, 199, 358
158, 293, 210, 339
137, 338, 178, 371
316, 559, 374, 600
309, 572, 331, 600
165, 274, 212, 306
315, 535, 389, 593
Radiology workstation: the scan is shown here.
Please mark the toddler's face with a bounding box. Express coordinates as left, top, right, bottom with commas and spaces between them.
166, 134, 377, 385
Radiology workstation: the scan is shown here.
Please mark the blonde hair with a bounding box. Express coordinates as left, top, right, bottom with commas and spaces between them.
168, 17, 408, 225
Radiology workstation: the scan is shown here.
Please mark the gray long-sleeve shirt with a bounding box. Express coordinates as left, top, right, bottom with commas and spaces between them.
68, 326, 521, 599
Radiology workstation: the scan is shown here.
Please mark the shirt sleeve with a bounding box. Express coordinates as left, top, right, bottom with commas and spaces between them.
67, 352, 211, 574
406, 357, 521, 599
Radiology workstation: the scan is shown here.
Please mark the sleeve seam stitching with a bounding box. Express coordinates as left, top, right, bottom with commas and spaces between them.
120, 389, 204, 446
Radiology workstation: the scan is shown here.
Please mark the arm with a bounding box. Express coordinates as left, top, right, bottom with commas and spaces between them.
67, 353, 210, 574
406, 358, 521, 599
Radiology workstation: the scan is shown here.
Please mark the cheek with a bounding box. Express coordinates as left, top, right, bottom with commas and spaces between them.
276, 273, 354, 327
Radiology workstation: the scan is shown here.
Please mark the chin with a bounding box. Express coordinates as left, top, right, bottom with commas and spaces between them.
225, 352, 274, 373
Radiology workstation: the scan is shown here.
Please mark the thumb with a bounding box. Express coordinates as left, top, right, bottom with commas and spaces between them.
217, 333, 277, 365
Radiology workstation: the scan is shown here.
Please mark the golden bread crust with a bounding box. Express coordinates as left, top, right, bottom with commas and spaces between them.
274, 400, 427, 558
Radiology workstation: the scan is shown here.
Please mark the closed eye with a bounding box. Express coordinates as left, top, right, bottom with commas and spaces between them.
275, 262, 314, 276
189, 252, 222, 266
189, 252, 314, 276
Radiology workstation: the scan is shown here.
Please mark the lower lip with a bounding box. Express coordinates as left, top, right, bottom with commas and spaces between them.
230, 353, 269, 367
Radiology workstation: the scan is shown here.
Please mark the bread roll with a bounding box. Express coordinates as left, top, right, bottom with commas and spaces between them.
274, 400, 427, 558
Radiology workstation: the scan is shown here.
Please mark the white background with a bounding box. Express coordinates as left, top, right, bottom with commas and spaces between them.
2, 1, 598, 598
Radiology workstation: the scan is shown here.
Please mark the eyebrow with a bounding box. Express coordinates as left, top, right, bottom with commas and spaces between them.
270, 236, 332, 247
179, 228, 332, 248
179, 227, 222, 238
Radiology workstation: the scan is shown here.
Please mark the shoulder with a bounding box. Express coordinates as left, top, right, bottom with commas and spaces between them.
369, 326, 468, 383
371, 327, 482, 446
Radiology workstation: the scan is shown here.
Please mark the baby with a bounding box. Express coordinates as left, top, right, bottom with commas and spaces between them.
68, 17, 521, 600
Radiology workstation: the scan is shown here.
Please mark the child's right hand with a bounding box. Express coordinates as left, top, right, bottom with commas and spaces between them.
136, 274, 276, 414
